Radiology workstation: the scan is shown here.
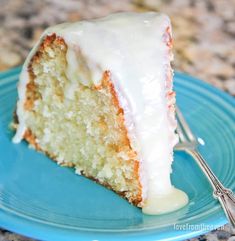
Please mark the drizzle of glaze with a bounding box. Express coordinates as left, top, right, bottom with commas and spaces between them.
143, 187, 189, 215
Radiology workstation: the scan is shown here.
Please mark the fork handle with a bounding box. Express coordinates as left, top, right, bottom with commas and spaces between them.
187, 149, 235, 228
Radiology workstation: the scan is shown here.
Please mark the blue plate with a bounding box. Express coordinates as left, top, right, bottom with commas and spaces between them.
0, 67, 234, 241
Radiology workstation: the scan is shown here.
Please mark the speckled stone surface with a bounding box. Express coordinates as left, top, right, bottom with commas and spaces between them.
0, 0, 234, 240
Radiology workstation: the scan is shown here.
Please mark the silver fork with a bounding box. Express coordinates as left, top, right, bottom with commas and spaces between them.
175, 105, 235, 228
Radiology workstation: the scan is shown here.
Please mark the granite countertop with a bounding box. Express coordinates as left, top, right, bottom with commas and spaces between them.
0, 0, 234, 240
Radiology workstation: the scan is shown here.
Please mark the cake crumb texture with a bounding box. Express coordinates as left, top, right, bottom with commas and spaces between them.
22, 34, 143, 206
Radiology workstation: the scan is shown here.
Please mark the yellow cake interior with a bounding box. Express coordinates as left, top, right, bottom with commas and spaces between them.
22, 34, 142, 206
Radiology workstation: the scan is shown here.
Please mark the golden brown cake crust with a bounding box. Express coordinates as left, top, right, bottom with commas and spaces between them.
16, 34, 143, 207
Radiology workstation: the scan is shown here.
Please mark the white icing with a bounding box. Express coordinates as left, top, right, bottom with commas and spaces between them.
13, 48, 38, 143
13, 12, 188, 214
143, 187, 189, 215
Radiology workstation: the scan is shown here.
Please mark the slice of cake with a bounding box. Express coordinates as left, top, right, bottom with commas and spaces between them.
13, 12, 188, 214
